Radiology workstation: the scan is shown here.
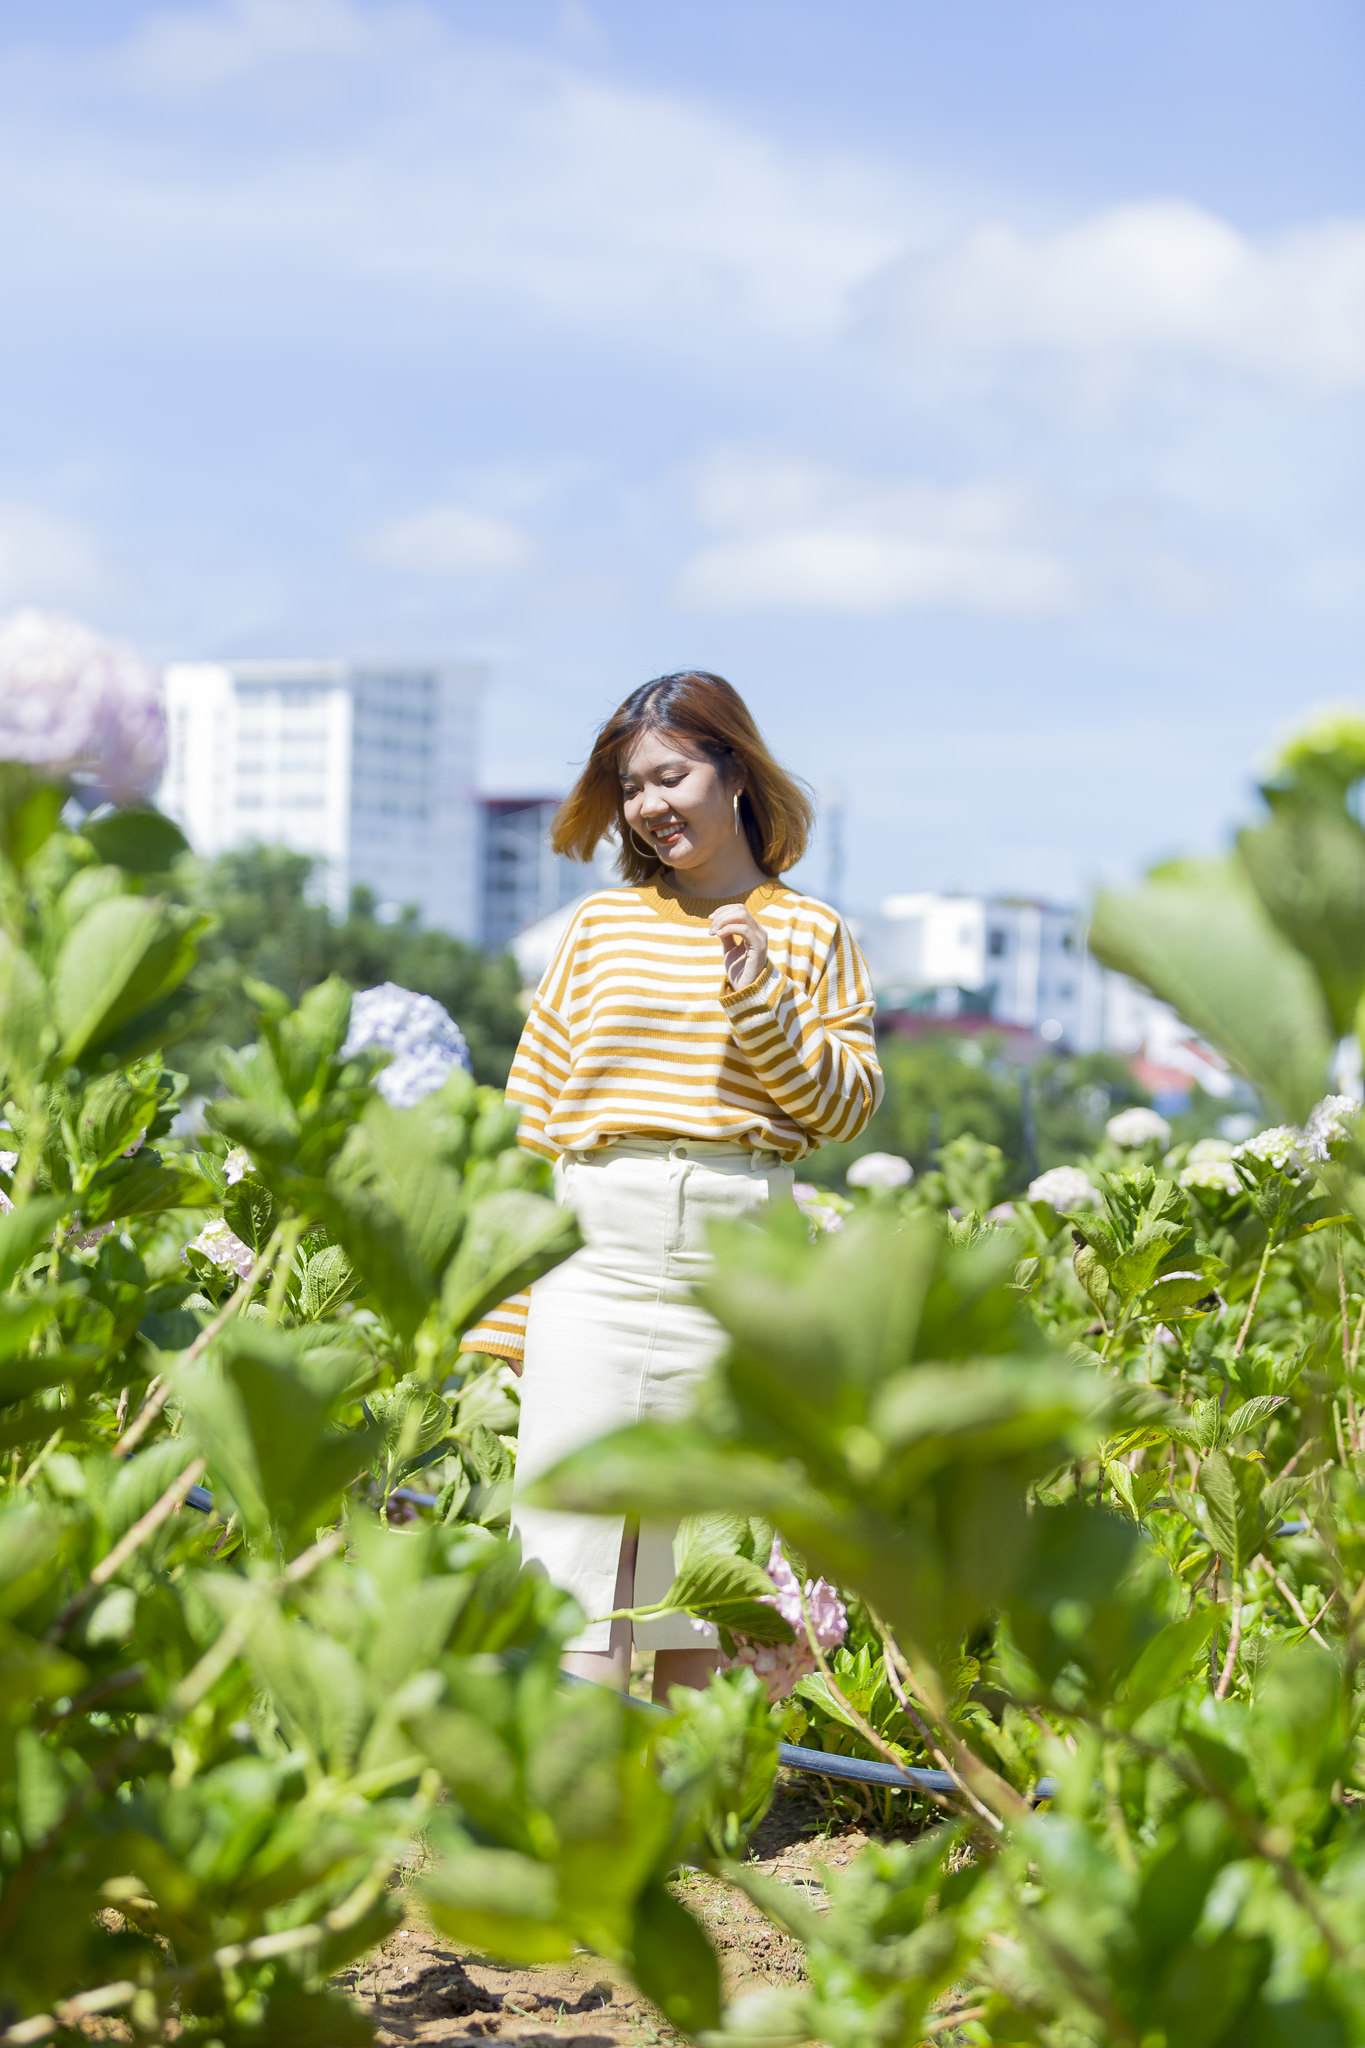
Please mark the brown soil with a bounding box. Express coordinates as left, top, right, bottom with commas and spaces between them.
340, 1775, 915, 2047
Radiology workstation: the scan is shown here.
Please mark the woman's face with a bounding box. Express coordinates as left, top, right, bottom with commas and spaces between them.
619, 728, 735, 873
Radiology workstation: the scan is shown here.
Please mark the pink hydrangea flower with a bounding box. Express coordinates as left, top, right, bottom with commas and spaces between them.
721, 1539, 850, 1702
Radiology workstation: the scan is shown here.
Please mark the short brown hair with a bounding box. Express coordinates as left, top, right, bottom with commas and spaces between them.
552, 671, 815, 883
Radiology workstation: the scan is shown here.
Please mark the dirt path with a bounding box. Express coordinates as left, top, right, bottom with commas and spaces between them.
339, 1777, 913, 2047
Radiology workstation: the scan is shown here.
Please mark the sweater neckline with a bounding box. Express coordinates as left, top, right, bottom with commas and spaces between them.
643, 876, 785, 925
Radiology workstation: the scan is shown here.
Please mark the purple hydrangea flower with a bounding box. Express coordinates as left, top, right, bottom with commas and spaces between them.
0, 610, 166, 802
341, 982, 472, 1108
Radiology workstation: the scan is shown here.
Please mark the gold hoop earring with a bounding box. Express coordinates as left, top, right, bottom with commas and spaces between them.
629, 826, 659, 862
732, 791, 741, 835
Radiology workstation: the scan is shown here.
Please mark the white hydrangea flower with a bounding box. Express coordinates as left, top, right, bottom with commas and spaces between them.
222, 1147, 253, 1185
1303, 1094, 1359, 1162
792, 1182, 845, 1234
1027, 1165, 1100, 1213
1179, 1158, 1242, 1197
0, 610, 166, 802
1187, 1137, 1235, 1164
341, 982, 472, 1108
845, 1151, 914, 1189
185, 1218, 256, 1282
1234, 1125, 1310, 1175
1105, 1106, 1172, 1150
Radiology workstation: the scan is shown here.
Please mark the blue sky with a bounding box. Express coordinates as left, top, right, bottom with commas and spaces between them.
0, 0, 1361, 911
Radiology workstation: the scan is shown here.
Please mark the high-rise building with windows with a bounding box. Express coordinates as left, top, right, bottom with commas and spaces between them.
477, 796, 587, 956
159, 658, 482, 936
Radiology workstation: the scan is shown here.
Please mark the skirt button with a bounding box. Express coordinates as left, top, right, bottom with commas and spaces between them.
675, 1144, 689, 1158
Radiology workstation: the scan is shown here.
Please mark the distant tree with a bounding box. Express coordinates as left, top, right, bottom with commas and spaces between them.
171, 845, 526, 1095
803, 1030, 1152, 1194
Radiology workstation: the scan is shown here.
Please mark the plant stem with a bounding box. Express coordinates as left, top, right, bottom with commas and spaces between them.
113, 1224, 283, 1457
1233, 1234, 1276, 1358
1215, 1578, 1243, 1699
1255, 1554, 1334, 1647
263, 1215, 303, 1323
1338, 1236, 1359, 1453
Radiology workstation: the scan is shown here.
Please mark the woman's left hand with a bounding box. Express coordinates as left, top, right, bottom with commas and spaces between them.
710, 905, 769, 990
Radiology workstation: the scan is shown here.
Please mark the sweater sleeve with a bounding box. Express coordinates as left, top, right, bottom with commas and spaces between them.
458, 1288, 530, 1364
719, 917, 882, 1145
503, 990, 572, 1160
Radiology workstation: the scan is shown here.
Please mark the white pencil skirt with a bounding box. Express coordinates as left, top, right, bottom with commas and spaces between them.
512, 1136, 794, 1652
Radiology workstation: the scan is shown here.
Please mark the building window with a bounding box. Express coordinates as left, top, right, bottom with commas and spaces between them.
1061, 930, 1076, 953
987, 929, 1007, 957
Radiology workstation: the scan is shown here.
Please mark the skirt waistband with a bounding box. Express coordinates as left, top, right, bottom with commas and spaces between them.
562, 1136, 786, 1168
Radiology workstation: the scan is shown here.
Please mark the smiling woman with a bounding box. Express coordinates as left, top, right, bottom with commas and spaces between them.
460, 670, 882, 1702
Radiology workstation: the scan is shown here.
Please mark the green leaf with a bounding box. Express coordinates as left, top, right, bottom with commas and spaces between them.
0, 934, 51, 1080
79, 806, 190, 873
629, 1880, 721, 2034
0, 1197, 72, 1287
441, 1190, 580, 1337
1116, 1605, 1220, 1726
301, 1243, 356, 1320
175, 1324, 377, 1543
0, 770, 64, 868
656, 1547, 794, 1644
1223, 1395, 1288, 1439
1198, 1450, 1267, 1576
420, 1844, 573, 1963
1237, 803, 1365, 1037
223, 1173, 280, 1253
52, 896, 205, 1063
75, 1070, 160, 1167
1091, 857, 1333, 1120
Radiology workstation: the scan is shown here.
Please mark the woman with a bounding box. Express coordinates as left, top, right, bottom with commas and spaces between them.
462, 671, 881, 1698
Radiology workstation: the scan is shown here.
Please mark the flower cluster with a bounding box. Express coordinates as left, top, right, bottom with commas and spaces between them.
341, 982, 472, 1108
1234, 1125, 1310, 1176
1027, 1165, 1100, 1213
0, 610, 166, 803
722, 1538, 849, 1704
1105, 1106, 1172, 1150
792, 1182, 846, 1234
0, 1148, 13, 1215
185, 1218, 255, 1282
222, 1147, 253, 1185
846, 1151, 914, 1189
1179, 1157, 1242, 1197
1303, 1094, 1359, 1162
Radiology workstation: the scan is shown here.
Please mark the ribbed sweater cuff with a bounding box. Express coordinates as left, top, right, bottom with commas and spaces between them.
719, 963, 781, 1014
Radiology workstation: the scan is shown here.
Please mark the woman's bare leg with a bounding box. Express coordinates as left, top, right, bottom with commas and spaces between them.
652, 1647, 720, 1702
561, 1525, 637, 1692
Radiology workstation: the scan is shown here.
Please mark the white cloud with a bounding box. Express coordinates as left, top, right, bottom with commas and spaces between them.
12, 0, 901, 349
867, 201, 1365, 389
676, 454, 1073, 613
115, 0, 383, 91
365, 505, 533, 577
0, 505, 107, 608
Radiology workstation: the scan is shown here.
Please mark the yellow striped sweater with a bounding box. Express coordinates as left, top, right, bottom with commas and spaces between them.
460, 876, 882, 1362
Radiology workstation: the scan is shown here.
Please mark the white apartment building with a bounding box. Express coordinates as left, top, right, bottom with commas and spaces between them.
855, 891, 1218, 1071
159, 659, 482, 937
